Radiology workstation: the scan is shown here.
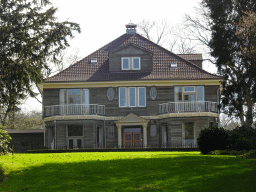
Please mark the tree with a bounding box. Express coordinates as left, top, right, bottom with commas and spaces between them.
203, 0, 256, 127
4, 110, 43, 130
0, 0, 81, 125
0, 126, 12, 155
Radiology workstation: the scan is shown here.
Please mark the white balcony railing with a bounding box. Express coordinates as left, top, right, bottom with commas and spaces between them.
159, 101, 218, 114
44, 104, 105, 117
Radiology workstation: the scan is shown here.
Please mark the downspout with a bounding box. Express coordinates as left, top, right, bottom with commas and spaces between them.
43, 122, 45, 147
104, 120, 106, 148
217, 88, 220, 128
54, 120, 57, 149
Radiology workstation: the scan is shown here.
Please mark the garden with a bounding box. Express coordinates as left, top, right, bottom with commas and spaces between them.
0, 151, 255, 192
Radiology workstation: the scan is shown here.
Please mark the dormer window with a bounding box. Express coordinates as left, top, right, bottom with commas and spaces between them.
91, 58, 97, 64
121, 57, 140, 70
170, 63, 177, 69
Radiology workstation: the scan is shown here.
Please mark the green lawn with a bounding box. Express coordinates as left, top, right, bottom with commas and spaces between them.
0, 152, 255, 192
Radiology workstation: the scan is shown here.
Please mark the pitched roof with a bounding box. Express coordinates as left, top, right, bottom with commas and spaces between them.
177, 54, 203, 61
45, 33, 221, 82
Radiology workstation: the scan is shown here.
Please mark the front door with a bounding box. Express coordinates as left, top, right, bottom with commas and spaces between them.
68, 138, 82, 149
124, 132, 141, 148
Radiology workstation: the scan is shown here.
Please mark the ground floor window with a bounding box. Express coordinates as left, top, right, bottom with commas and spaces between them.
184, 122, 195, 145
108, 126, 114, 138
150, 125, 157, 137
68, 125, 83, 136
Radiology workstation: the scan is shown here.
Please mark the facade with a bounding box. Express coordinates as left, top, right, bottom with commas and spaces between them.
7, 129, 44, 152
39, 23, 222, 149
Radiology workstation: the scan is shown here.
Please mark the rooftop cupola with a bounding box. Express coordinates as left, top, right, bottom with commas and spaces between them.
126, 22, 137, 34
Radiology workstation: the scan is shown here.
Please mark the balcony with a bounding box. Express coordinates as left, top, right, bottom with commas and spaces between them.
159, 101, 218, 114
44, 104, 105, 117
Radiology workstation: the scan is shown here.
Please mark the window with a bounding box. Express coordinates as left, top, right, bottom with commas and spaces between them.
150, 87, 157, 100
184, 87, 195, 92
59, 89, 90, 114
108, 126, 114, 138
185, 122, 194, 140
119, 87, 146, 107
107, 88, 115, 101
170, 63, 177, 69
91, 58, 97, 64
68, 125, 83, 136
174, 86, 204, 102
150, 125, 157, 137
122, 57, 130, 70
121, 57, 140, 70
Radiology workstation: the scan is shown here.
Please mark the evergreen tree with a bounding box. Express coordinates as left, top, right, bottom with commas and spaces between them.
204, 0, 256, 126
0, 0, 80, 125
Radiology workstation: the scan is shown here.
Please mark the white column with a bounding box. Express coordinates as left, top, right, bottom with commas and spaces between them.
143, 124, 147, 148
117, 125, 122, 148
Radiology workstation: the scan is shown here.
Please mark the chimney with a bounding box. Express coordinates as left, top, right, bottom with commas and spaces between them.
126, 22, 137, 34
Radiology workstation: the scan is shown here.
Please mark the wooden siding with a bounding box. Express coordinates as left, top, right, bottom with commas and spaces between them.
109, 45, 153, 72
205, 85, 219, 102
43, 88, 59, 106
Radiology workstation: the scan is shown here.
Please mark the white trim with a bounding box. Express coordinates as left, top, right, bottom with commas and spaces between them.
184, 86, 195, 92
121, 57, 130, 70
129, 87, 136, 107
138, 87, 146, 107
119, 87, 127, 107
132, 57, 141, 70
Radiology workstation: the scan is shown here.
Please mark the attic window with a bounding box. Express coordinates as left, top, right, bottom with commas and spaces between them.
91, 58, 97, 64
121, 57, 141, 70
170, 63, 177, 69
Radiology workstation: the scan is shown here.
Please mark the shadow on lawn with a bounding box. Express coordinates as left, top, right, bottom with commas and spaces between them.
1, 155, 255, 192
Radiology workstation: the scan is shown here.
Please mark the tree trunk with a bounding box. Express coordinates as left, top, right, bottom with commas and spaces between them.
245, 95, 254, 127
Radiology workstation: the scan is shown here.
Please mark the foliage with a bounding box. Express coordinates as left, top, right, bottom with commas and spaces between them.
203, 0, 256, 126
4, 110, 43, 130
0, 165, 4, 182
197, 125, 229, 154
0, 0, 81, 125
0, 152, 255, 191
228, 125, 256, 150
0, 126, 12, 155
210, 149, 256, 159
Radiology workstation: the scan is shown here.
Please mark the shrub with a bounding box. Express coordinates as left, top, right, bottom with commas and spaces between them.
0, 126, 12, 155
0, 165, 4, 182
228, 126, 256, 150
197, 126, 229, 154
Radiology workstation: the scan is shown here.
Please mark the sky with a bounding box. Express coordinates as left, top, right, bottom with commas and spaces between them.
21, 0, 215, 112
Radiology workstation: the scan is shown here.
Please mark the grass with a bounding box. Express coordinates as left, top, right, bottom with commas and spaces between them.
0, 151, 255, 192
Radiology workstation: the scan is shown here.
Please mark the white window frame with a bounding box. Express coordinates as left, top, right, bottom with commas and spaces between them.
138, 87, 146, 107
121, 57, 130, 70
119, 87, 127, 107
184, 86, 195, 92
108, 126, 114, 138
129, 87, 136, 107
119, 87, 146, 107
132, 57, 141, 70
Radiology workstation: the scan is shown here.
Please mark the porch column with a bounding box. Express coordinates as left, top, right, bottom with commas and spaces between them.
117, 124, 122, 148
142, 123, 148, 148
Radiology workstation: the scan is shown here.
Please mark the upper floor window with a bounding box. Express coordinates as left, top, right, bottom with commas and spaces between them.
121, 57, 141, 70
119, 87, 146, 107
175, 86, 204, 102
60, 89, 89, 105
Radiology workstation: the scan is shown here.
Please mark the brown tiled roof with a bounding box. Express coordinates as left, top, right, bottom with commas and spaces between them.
45, 33, 221, 82
177, 54, 203, 61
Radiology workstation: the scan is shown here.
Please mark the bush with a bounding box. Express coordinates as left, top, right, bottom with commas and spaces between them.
197, 126, 229, 154
228, 126, 256, 150
0, 165, 4, 182
0, 126, 12, 155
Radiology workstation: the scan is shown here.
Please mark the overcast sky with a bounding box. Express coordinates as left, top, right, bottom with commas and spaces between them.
22, 0, 210, 112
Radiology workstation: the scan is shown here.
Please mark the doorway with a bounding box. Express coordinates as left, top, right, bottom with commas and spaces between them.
97, 127, 103, 148
162, 125, 168, 147
68, 138, 82, 149
124, 128, 141, 148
